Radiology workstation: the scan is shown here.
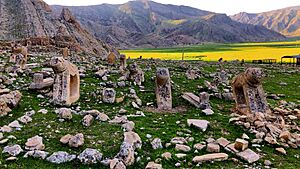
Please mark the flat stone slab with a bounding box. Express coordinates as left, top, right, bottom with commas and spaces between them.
192, 153, 228, 163
182, 92, 201, 108
187, 119, 210, 132
236, 149, 260, 163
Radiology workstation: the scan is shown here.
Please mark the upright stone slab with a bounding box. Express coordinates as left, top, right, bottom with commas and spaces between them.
102, 88, 116, 103
119, 54, 127, 71
128, 63, 144, 86
232, 68, 270, 114
155, 68, 172, 110
107, 52, 116, 65
45, 57, 80, 105
62, 47, 70, 59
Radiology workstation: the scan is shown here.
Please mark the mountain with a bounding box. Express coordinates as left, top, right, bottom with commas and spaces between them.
0, 0, 112, 56
51, 0, 285, 49
231, 6, 300, 37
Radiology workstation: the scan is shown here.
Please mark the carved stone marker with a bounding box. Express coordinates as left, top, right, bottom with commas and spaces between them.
232, 68, 270, 114
182, 92, 210, 109
102, 88, 116, 103
29, 73, 54, 90
128, 63, 144, 86
46, 57, 80, 105
107, 52, 117, 65
119, 54, 127, 71
62, 47, 70, 59
155, 68, 172, 110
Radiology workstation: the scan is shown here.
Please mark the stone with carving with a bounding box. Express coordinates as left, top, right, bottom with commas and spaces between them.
232, 68, 270, 114
155, 68, 172, 110
61, 47, 70, 58
102, 88, 116, 103
128, 63, 144, 86
29, 73, 54, 90
45, 57, 80, 105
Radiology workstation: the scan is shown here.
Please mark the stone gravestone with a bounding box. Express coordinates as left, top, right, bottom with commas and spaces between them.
119, 54, 127, 71
107, 52, 117, 65
232, 68, 270, 114
29, 73, 54, 90
199, 92, 211, 109
128, 63, 144, 86
155, 68, 172, 110
45, 57, 80, 105
102, 88, 116, 103
62, 47, 70, 59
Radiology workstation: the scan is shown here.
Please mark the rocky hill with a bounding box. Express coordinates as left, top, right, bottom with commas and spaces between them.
231, 6, 300, 37
0, 0, 112, 57
52, 0, 285, 49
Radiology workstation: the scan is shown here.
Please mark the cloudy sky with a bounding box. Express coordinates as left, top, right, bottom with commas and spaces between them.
44, 0, 300, 15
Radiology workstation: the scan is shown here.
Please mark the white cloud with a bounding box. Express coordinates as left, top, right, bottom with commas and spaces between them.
44, 0, 300, 15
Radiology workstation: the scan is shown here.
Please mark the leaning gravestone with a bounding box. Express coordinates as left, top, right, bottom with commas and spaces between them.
155, 68, 172, 110
232, 68, 270, 114
45, 57, 80, 105
128, 63, 144, 86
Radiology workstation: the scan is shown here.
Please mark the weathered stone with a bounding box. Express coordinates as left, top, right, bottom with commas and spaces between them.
187, 119, 210, 132
192, 153, 228, 163
56, 108, 72, 120
161, 152, 172, 160
124, 131, 142, 149
45, 57, 80, 105
29, 73, 53, 90
78, 148, 102, 164
216, 137, 230, 148
18, 115, 32, 124
128, 63, 144, 86
82, 114, 94, 127
155, 68, 172, 110
207, 143, 220, 153
151, 138, 163, 150
279, 131, 291, 141
116, 142, 135, 166
182, 92, 201, 108
145, 161, 163, 169
96, 112, 110, 122
107, 52, 117, 65
25, 136, 45, 150
110, 158, 126, 169
194, 143, 206, 150
275, 148, 286, 155
202, 108, 214, 115
103, 88, 116, 103
3, 145, 23, 156
171, 137, 187, 144
8, 120, 22, 128
68, 133, 84, 148
175, 144, 191, 152
60, 134, 73, 144
0, 98, 11, 116
232, 68, 270, 114
234, 138, 249, 151
24, 150, 49, 159
46, 151, 76, 164
236, 149, 260, 163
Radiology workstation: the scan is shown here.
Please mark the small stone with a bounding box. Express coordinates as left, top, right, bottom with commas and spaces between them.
25, 136, 45, 150
192, 153, 228, 163
68, 133, 84, 148
82, 114, 94, 127
78, 148, 102, 164
161, 152, 172, 160
236, 149, 260, 163
151, 138, 163, 150
216, 137, 230, 148
175, 144, 191, 152
3, 145, 23, 156
207, 143, 220, 153
275, 148, 286, 155
242, 134, 250, 140
187, 119, 210, 132
194, 143, 206, 150
60, 134, 72, 144
264, 160, 272, 166
202, 109, 214, 115
18, 115, 32, 124
24, 150, 49, 159
8, 120, 22, 128
234, 138, 248, 151
175, 153, 187, 158
96, 112, 110, 122
171, 137, 187, 144
122, 121, 135, 132
46, 151, 76, 164
145, 161, 162, 169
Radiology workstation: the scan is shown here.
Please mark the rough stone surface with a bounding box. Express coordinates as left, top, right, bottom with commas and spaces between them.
192, 153, 228, 163
46, 151, 76, 164
236, 149, 260, 163
78, 148, 102, 164
187, 119, 210, 132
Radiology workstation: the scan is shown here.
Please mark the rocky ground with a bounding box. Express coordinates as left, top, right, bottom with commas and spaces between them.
0, 51, 300, 169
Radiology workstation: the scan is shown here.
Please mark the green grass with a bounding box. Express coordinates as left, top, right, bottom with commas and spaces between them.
0, 56, 299, 169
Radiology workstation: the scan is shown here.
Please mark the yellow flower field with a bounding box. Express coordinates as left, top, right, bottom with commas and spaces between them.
121, 41, 300, 62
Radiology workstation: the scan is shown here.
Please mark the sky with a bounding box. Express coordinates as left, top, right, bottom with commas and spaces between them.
44, 0, 300, 15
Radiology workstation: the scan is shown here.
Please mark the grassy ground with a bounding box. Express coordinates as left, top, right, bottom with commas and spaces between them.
121, 41, 300, 62
0, 55, 299, 168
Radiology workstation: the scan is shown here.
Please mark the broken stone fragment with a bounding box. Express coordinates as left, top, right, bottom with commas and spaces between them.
187, 119, 210, 132
46, 151, 76, 164
216, 137, 230, 148
234, 138, 249, 151
202, 108, 214, 115
161, 152, 172, 160
25, 135, 45, 150
122, 121, 135, 132
68, 133, 84, 148
124, 131, 142, 149
236, 149, 260, 163
275, 147, 286, 155
175, 144, 191, 152
115, 142, 135, 166
82, 114, 94, 127
96, 112, 110, 122
78, 148, 102, 164
145, 161, 163, 169
103, 88, 116, 103
60, 134, 73, 144
56, 108, 72, 120
192, 153, 228, 163
18, 115, 32, 124
171, 137, 187, 145
24, 150, 49, 159
151, 138, 163, 150
206, 143, 220, 153
110, 158, 126, 169
3, 144, 23, 156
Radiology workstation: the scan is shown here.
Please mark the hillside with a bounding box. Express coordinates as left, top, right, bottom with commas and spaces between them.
51, 0, 285, 49
231, 6, 300, 37
0, 0, 112, 57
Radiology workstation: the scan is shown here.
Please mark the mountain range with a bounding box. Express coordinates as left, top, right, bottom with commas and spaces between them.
51, 0, 285, 49
0, 0, 112, 56
231, 6, 300, 37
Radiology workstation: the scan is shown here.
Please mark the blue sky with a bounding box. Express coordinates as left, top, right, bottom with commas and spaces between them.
44, 0, 300, 15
